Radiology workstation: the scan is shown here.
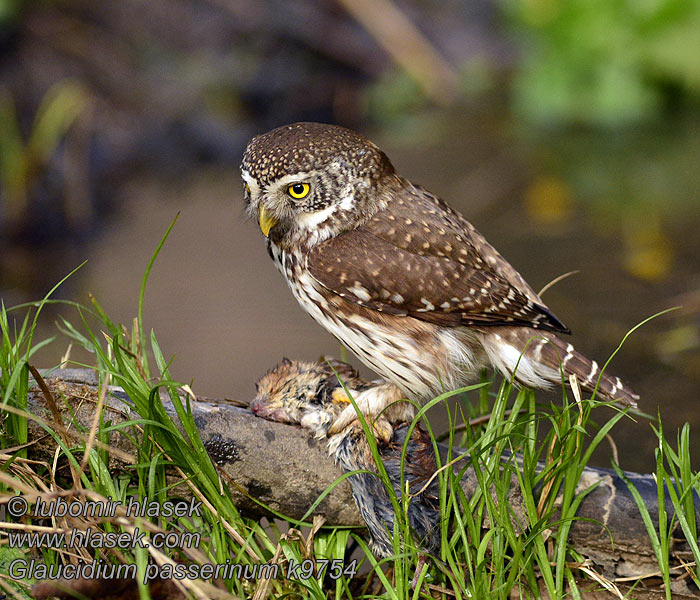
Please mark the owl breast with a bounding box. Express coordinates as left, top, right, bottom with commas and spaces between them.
267, 240, 485, 400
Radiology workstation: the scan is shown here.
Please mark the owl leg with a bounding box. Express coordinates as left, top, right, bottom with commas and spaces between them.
328, 383, 414, 440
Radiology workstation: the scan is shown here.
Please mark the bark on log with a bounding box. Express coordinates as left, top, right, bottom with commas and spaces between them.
20, 369, 700, 598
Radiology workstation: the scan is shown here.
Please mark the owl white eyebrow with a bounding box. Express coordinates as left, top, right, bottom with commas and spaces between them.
338, 192, 354, 211
241, 170, 260, 195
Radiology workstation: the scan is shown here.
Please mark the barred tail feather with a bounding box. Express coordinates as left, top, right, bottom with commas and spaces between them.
539, 333, 639, 406
480, 328, 639, 407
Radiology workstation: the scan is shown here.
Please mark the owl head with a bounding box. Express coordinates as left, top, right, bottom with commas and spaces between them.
241, 122, 395, 246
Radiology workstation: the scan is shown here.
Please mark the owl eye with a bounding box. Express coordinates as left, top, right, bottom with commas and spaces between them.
287, 183, 310, 199
244, 183, 250, 195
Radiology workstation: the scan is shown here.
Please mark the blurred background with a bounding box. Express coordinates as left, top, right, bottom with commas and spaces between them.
0, 0, 698, 473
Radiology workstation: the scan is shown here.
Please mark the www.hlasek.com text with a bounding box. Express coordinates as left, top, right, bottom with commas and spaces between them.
8, 527, 200, 551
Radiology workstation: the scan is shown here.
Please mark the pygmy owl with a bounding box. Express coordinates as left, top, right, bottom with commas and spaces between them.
241, 122, 638, 425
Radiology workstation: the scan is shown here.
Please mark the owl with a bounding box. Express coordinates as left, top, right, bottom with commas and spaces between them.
241, 122, 638, 428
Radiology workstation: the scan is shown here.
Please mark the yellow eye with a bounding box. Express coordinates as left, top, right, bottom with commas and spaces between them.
287, 183, 310, 199
244, 183, 250, 195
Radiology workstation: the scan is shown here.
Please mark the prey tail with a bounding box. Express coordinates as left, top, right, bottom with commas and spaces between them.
481, 328, 639, 407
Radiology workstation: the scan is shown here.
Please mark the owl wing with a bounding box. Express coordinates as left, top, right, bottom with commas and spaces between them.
307, 186, 570, 333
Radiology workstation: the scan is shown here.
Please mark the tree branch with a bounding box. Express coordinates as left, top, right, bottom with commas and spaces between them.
20, 369, 700, 598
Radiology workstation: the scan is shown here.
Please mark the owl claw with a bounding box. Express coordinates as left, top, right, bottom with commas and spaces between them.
328, 387, 395, 441
328, 383, 414, 441
331, 387, 353, 405
372, 417, 394, 443
328, 406, 394, 442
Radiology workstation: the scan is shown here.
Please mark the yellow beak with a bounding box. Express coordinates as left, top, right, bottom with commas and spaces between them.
257, 205, 278, 237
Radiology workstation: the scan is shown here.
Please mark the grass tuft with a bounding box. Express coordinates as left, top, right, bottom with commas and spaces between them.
1, 223, 696, 599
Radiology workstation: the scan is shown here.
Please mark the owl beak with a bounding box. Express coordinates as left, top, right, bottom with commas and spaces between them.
257, 204, 278, 237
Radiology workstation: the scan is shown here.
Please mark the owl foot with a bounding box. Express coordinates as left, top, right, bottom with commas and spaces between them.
328, 383, 415, 442
329, 387, 394, 442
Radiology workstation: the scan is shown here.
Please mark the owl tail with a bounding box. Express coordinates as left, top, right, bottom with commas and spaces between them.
481, 328, 639, 408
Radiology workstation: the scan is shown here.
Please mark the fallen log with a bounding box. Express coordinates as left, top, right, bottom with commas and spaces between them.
15, 368, 700, 598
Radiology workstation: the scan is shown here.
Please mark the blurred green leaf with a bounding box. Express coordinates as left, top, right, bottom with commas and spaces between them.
366, 69, 428, 124
28, 79, 88, 164
0, 80, 88, 223
0, 89, 28, 216
0, 0, 24, 25
502, 0, 700, 126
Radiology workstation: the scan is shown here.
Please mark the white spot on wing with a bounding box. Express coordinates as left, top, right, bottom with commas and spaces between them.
348, 284, 372, 302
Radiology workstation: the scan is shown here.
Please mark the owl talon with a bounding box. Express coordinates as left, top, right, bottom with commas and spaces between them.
328, 404, 357, 435
328, 408, 393, 442
331, 387, 352, 405
372, 417, 393, 443
328, 388, 395, 441
328, 383, 412, 438
329, 387, 393, 438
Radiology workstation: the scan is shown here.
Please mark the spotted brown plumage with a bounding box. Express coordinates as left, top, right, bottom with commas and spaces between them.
308, 214, 568, 330
241, 122, 639, 416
